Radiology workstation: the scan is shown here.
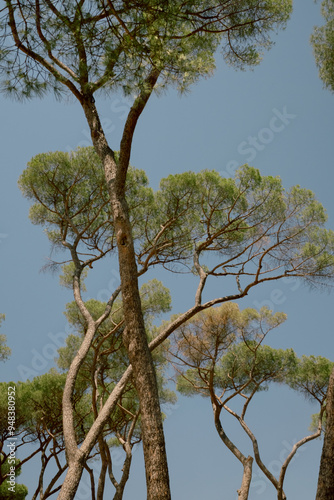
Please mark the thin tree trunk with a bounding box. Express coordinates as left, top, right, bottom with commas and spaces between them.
106, 441, 133, 500
96, 438, 108, 500
213, 402, 253, 499
316, 366, 334, 500
237, 456, 253, 500
57, 367, 132, 500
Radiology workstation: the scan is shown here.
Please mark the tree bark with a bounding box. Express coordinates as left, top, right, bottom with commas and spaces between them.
316, 366, 334, 500
96, 439, 107, 500
213, 402, 253, 499
57, 461, 85, 500
237, 456, 253, 500
80, 92, 171, 500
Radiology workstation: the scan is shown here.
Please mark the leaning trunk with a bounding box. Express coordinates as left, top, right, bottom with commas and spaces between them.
316, 366, 334, 500
82, 97, 171, 500
213, 402, 253, 500
57, 367, 133, 500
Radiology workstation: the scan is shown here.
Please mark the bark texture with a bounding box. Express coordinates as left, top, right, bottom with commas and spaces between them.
81, 91, 171, 500
316, 366, 334, 500
57, 461, 85, 500
237, 456, 253, 500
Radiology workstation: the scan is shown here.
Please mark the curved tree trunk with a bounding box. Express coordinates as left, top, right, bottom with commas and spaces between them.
316, 366, 334, 500
213, 402, 253, 499
58, 366, 133, 500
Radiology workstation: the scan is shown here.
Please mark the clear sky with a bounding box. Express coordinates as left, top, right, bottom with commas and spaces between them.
1, 1, 334, 499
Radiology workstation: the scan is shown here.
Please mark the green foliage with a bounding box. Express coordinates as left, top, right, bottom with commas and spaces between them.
0, 456, 28, 499
0, 1, 292, 99
59, 278, 171, 344
59, 262, 88, 291
145, 165, 334, 282
216, 343, 297, 393
140, 279, 172, 326
0, 370, 91, 453
285, 355, 334, 402
311, 0, 334, 92
19, 148, 334, 286
18, 370, 67, 438
57, 278, 174, 438
18, 147, 152, 264
0, 370, 91, 497
0, 383, 28, 442
309, 412, 326, 434
173, 303, 290, 397
0, 314, 11, 362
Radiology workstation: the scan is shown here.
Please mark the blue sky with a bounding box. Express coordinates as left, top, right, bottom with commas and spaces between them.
1, 0, 334, 498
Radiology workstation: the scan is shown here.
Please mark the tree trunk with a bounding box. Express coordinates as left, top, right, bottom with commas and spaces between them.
213, 402, 253, 499
57, 367, 133, 500
110, 449, 133, 500
316, 366, 334, 500
81, 96, 171, 500
57, 461, 85, 500
237, 456, 253, 500
96, 444, 107, 500
105, 156, 170, 500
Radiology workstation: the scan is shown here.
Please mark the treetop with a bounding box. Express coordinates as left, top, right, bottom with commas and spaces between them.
0, 0, 293, 100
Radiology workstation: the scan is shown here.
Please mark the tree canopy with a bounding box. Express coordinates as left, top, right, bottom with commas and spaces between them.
0, 3, 296, 497
311, 0, 334, 93
0, 0, 293, 99
19, 147, 334, 291
171, 302, 333, 500
0, 314, 11, 363
16, 145, 334, 497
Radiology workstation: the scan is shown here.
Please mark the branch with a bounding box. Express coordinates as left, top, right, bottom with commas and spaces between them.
41, 463, 68, 500
84, 463, 96, 500
212, 396, 253, 499
6, 0, 83, 101
228, 407, 283, 497
277, 406, 325, 500
117, 68, 160, 189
